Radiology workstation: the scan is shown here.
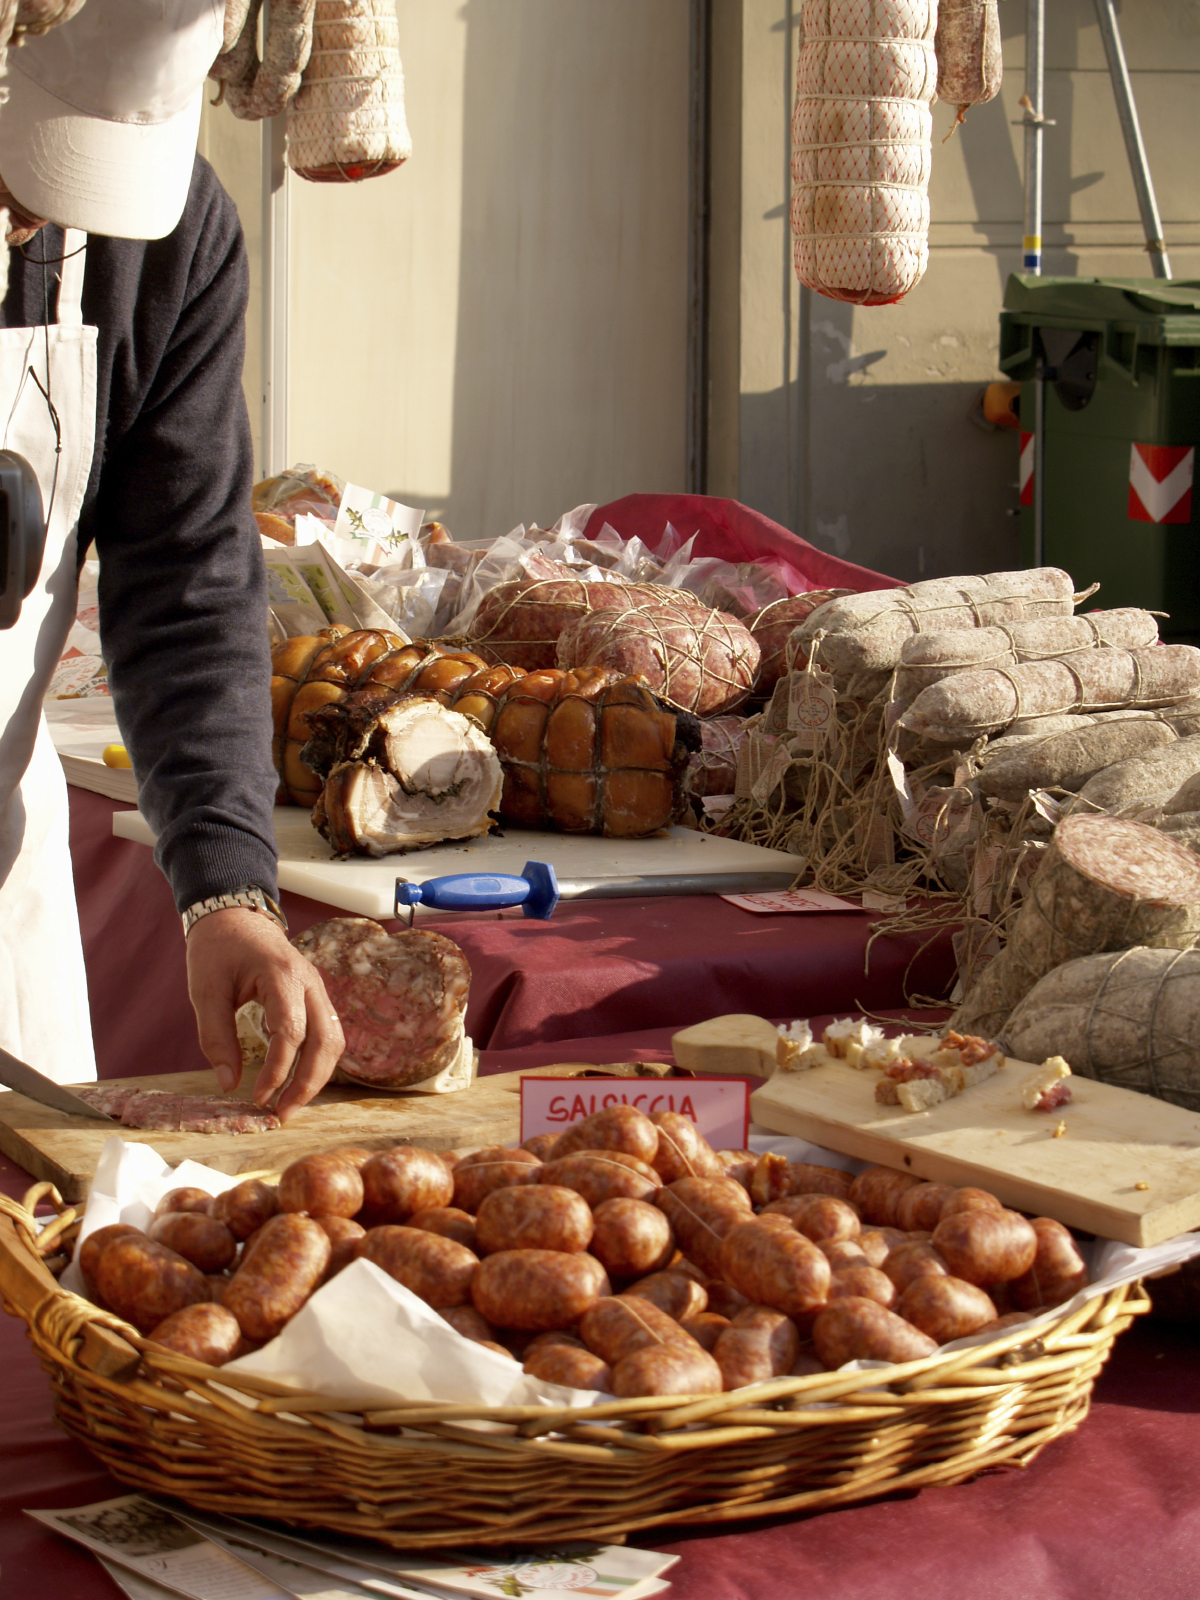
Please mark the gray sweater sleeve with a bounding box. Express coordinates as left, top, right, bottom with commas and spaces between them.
75, 159, 280, 911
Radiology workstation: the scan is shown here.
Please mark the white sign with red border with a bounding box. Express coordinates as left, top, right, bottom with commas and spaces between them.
520, 1077, 750, 1150
1128, 442, 1194, 524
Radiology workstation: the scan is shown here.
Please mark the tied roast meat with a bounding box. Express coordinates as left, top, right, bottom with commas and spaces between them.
273, 631, 697, 843
238, 917, 473, 1091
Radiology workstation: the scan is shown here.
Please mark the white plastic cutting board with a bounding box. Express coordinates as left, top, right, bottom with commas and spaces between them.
111, 807, 803, 919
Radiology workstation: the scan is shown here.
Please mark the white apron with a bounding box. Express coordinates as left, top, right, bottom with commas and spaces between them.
0, 230, 99, 1083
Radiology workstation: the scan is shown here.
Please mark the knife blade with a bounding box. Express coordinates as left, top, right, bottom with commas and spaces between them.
0, 1046, 115, 1121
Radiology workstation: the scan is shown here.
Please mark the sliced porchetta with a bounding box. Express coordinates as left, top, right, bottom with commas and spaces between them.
316, 698, 502, 856
290, 917, 473, 1090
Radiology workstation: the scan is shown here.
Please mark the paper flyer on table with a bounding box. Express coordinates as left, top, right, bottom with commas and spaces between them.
171, 1506, 678, 1600
720, 888, 861, 914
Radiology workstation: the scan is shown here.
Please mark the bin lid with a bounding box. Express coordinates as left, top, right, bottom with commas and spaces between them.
1002, 275, 1200, 342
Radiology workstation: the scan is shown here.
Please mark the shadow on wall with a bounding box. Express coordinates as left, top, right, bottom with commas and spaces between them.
740, 380, 1023, 584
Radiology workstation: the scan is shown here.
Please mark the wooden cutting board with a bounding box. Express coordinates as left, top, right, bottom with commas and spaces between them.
750, 1048, 1200, 1247
0, 1061, 673, 1203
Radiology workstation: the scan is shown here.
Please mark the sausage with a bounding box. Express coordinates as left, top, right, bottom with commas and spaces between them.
827, 1265, 897, 1309
1008, 1218, 1090, 1310
153, 1187, 213, 1219
762, 1195, 860, 1244
92, 1236, 211, 1336
857, 1228, 908, 1268
224, 1214, 332, 1341
440, 1304, 496, 1343
329, 1145, 374, 1170
361, 1225, 479, 1307
540, 1152, 661, 1208
206, 1273, 231, 1304
548, 1104, 659, 1165
78, 1223, 143, 1295
895, 1182, 958, 1233
698, 1282, 750, 1319
453, 1147, 544, 1213
409, 1206, 478, 1252
578, 1294, 695, 1363
812, 1297, 939, 1368
898, 1275, 997, 1342
472, 1249, 609, 1330
611, 1343, 723, 1397
525, 1328, 586, 1352
681, 1311, 730, 1351
622, 1269, 708, 1321
439, 1151, 462, 1173
932, 1209, 1039, 1287
148, 1213, 237, 1275
977, 1310, 1037, 1335
713, 1308, 800, 1389
523, 1344, 613, 1392
475, 1185, 594, 1255
848, 1167, 924, 1227
211, 1179, 279, 1241
521, 1133, 560, 1161
588, 1197, 674, 1277
791, 1345, 826, 1376
883, 1241, 949, 1294
938, 1186, 1003, 1220
751, 1152, 854, 1207
649, 1112, 722, 1182
819, 1239, 868, 1271
278, 1153, 364, 1219
657, 1176, 753, 1276
361, 1147, 455, 1224
147, 1302, 243, 1366
313, 1214, 366, 1278
714, 1150, 757, 1190
718, 1219, 831, 1317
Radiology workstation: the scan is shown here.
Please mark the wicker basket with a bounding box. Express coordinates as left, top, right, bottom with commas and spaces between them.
0, 1186, 1149, 1550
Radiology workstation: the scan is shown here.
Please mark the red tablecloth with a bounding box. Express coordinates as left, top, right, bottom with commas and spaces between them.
69, 789, 955, 1081
3, 1148, 1199, 1600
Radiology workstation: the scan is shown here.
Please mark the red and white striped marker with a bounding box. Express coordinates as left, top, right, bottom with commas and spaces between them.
1019, 431, 1035, 507
1129, 442, 1194, 524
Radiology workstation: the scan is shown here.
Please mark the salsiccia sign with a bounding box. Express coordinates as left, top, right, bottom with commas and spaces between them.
520, 1076, 750, 1149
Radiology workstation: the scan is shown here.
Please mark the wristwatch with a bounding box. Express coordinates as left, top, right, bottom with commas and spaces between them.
181, 886, 289, 938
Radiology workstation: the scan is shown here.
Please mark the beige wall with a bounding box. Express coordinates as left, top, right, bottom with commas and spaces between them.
202, 1, 691, 539
712, 0, 1200, 583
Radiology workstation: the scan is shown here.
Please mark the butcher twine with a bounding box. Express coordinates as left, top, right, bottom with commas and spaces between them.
791, 0, 938, 306
287, 0, 412, 182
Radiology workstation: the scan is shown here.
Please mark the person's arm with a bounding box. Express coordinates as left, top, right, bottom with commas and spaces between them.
87, 168, 342, 1115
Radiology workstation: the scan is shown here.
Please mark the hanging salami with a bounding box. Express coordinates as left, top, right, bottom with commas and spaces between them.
286, 0, 412, 182
791, 0, 938, 306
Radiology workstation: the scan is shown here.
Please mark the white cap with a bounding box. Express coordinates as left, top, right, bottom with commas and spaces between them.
0, 0, 224, 240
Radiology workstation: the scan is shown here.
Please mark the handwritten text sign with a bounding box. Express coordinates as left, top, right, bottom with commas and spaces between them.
520, 1077, 750, 1150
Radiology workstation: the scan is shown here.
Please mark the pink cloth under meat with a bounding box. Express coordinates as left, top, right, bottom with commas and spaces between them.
585, 493, 904, 598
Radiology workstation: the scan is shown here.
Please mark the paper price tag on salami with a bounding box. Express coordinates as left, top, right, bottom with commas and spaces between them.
520, 1077, 750, 1150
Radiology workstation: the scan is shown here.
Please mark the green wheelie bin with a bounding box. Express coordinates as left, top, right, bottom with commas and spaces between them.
998, 275, 1200, 640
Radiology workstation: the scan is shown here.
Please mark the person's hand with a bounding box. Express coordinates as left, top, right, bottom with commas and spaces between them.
185, 908, 344, 1121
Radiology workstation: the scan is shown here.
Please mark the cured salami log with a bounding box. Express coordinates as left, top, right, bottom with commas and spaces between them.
934, 0, 1002, 130
292, 917, 472, 1090
557, 598, 760, 717
952, 814, 1200, 1039
1001, 946, 1200, 1112
796, 568, 1078, 677
468, 576, 638, 672
683, 717, 752, 799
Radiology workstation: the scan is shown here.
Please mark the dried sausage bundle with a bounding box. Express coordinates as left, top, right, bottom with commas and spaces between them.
750, 590, 853, 693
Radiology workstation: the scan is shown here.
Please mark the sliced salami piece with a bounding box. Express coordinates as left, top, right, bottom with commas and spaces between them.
292, 917, 472, 1090
75, 1087, 281, 1135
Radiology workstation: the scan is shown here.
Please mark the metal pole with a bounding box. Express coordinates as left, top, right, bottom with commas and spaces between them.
261, 110, 289, 478
1033, 353, 1046, 567
1022, 0, 1045, 274
1093, 0, 1171, 279
685, 0, 710, 495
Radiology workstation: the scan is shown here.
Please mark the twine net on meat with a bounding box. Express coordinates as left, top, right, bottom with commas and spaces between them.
287, 0, 411, 182
791, 0, 937, 306
564, 598, 759, 717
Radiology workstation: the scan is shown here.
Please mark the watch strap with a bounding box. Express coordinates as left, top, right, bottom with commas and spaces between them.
181, 886, 289, 938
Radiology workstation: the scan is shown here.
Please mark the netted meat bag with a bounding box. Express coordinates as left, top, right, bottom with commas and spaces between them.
286, 0, 412, 182
791, 0, 938, 305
